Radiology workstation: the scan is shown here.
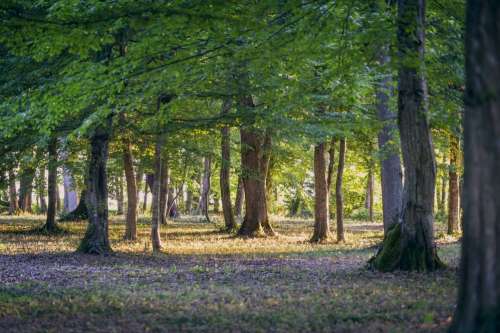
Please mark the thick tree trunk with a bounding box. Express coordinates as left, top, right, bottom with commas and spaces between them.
18, 167, 34, 213
198, 156, 211, 217
63, 168, 78, 212
370, 0, 443, 271
376, 50, 403, 233
336, 139, 346, 242
151, 136, 165, 252
234, 176, 244, 217
123, 140, 137, 240
43, 137, 58, 232
451, 2, 500, 331
220, 99, 236, 230
447, 135, 460, 235
311, 142, 331, 242
238, 120, 274, 237
60, 190, 88, 221
8, 170, 18, 215
78, 123, 112, 255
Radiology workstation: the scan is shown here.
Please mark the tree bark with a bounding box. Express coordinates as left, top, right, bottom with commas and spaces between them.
238, 112, 274, 237
123, 139, 137, 240
336, 139, 346, 242
63, 166, 78, 212
370, 0, 443, 271
376, 49, 403, 233
198, 156, 211, 217
37, 168, 47, 214
311, 142, 331, 242
186, 189, 193, 214
8, 170, 18, 215
327, 138, 336, 192
135, 166, 143, 210
18, 167, 34, 213
451, 2, 500, 331
234, 176, 244, 217
440, 174, 447, 213
43, 137, 58, 232
220, 99, 236, 230
159, 159, 168, 224
447, 134, 460, 235
78, 122, 112, 255
151, 136, 165, 252
365, 167, 375, 222
116, 175, 124, 215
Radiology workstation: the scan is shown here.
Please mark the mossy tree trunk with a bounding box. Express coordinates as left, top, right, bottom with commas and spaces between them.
78, 122, 112, 255
220, 98, 236, 231
123, 139, 137, 240
335, 138, 346, 242
43, 137, 59, 232
238, 96, 274, 237
311, 141, 331, 243
451, 1, 500, 331
371, 0, 443, 272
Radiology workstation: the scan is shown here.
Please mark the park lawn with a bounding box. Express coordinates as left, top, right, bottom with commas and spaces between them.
0, 215, 460, 332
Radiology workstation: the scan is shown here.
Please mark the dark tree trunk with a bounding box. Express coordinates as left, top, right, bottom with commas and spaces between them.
234, 176, 244, 217
18, 167, 34, 213
238, 116, 274, 237
365, 167, 374, 222
376, 50, 403, 233
8, 170, 18, 215
143, 178, 148, 213
151, 136, 165, 252
198, 156, 211, 217
123, 140, 137, 240
327, 138, 336, 192
55, 184, 61, 212
60, 190, 88, 221
336, 139, 346, 242
159, 159, 168, 224
370, 0, 443, 271
311, 142, 331, 242
167, 186, 178, 218
447, 135, 460, 235
220, 99, 236, 230
43, 137, 58, 232
78, 122, 112, 255
451, 2, 500, 331
116, 175, 124, 215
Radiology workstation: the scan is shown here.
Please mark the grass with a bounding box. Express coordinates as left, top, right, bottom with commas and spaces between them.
0, 214, 460, 332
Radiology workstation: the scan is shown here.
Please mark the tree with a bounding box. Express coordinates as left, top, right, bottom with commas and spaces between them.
451, 1, 500, 331
219, 99, 236, 231
123, 139, 138, 240
198, 156, 211, 218
370, 0, 443, 271
311, 141, 331, 242
41, 137, 60, 233
447, 134, 460, 235
336, 138, 346, 243
151, 135, 165, 253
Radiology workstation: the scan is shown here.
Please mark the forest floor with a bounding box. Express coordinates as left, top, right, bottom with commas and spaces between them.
0, 215, 460, 333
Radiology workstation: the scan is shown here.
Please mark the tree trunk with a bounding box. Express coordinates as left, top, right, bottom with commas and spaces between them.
451, 2, 500, 331
234, 176, 244, 217
37, 168, 47, 214
167, 186, 178, 218
151, 136, 165, 252
63, 166, 78, 212
60, 190, 88, 221
8, 170, 18, 215
311, 142, 331, 242
43, 137, 58, 232
55, 184, 61, 212
116, 175, 124, 215
447, 134, 460, 235
198, 156, 211, 217
18, 167, 34, 213
186, 189, 193, 214
327, 138, 336, 192
370, 0, 443, 271
135, 166, 143, 210
220, 99, 236, 230
123, 140, 137, 240
440, 174, 447, 213
143, 175, 150, 213
159, 159, 168, 224
376, 49, 403, 233
365, 167, 374, 222
78, 122, 112, 255
336, 139, 346, 242
238, 118, 274, 237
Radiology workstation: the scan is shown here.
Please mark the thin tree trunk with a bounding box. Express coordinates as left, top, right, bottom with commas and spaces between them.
8, 169, 18, 215
151, 136, 165, 252
336, 139, 346, 242
220, 99, 236, 230
43, 137, 58, 232
55, 182, 61, 212
135, 166, 143, 210
37, 168, 47, 214
123, 140, 137, 240
159, 159, 168, 224
311, 142, 330, 242
198, 156, 211, 217
440, 174, 447, 213
186, 189, 193, 214
143, 175, 150, 213
234, 176, 244, 217
447, 134, 460, 235
376, 48, 403, 233
365, 167, 374, 222
116, 175, 124, 215
327, 138, 336, 192
370, 0, 443, 271
451, 2, 500, 330
78, 122, 112, 255
18, 167, 34, 213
